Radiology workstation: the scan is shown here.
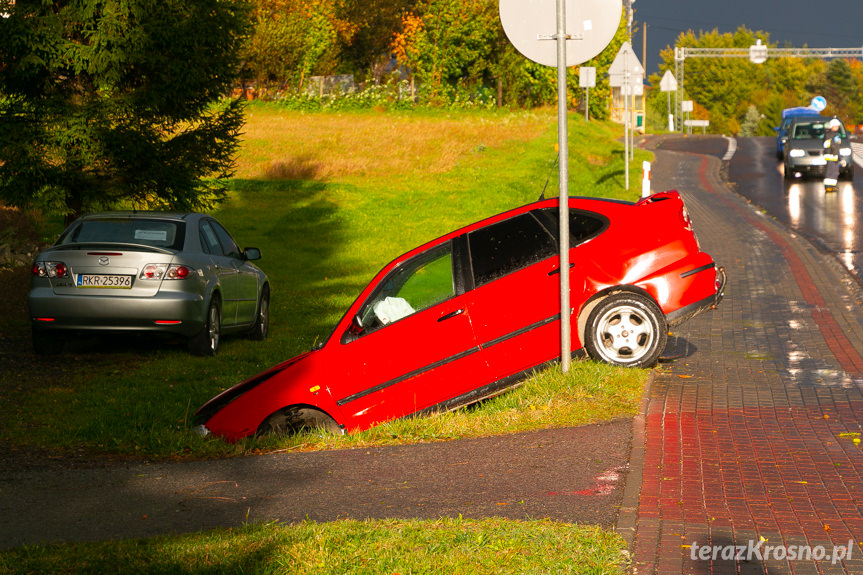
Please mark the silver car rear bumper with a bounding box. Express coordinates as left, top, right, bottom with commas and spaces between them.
29, 287, 206, 337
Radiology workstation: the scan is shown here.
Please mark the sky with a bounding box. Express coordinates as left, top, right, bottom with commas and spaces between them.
630, 0, 863, 75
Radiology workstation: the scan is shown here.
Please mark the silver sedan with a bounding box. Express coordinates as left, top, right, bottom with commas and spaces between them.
28, 212, 270, 355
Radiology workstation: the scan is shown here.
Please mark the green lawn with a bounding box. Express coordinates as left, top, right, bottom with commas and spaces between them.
1, 105, 651, 573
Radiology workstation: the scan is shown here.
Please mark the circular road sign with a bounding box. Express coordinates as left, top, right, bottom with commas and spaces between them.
499, 0, 622, 68
811, 96, 827, 111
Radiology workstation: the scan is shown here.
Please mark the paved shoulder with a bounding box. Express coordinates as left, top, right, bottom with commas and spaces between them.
0, 420, 631, 549
627, 138, 863, 574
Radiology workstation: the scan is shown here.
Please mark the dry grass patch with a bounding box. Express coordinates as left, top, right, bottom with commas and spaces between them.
585, 154, 610, 166
237, 106, 553, 181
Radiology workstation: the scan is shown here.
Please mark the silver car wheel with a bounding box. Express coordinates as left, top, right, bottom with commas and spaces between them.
206, 301, 220, 353
248, 285, 269, 341
585, 293, 666, 367
189, 297, 221, 356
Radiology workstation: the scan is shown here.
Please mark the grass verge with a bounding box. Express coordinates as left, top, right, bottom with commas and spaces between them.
250, 361, 645, 454
0, 518, 630, 575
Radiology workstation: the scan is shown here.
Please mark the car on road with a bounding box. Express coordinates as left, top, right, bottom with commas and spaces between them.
783, 116, 853, 180
775, 107, 822, 158
29, 212, 270, 356
194, 192, 726, 442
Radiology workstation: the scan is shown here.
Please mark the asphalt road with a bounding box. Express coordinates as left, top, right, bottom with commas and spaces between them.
666, 134, 863, 285
0, 419, 633, 550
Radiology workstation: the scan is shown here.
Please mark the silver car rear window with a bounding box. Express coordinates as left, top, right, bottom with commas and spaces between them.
60, 219, 186, 250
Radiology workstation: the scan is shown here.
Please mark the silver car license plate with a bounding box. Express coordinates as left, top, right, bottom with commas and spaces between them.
76, 274, 133, 288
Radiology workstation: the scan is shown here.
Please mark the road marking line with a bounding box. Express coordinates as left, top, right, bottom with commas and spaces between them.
722, 137, 737, 161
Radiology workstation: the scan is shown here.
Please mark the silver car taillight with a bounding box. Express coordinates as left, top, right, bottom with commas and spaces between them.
32, 261, 68, 278
140, 263, 193, 280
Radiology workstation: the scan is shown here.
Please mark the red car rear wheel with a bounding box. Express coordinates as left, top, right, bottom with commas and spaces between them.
584, 293, 667, 368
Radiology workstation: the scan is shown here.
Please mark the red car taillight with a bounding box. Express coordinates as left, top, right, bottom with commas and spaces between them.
679, 203, 703, 250
32, 261, 68, 278
680, 205, 693, 232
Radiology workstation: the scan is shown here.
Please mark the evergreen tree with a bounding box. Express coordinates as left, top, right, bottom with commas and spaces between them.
823, 59, 855, 118
0, 0, 252, 221
739, 104, 762, 137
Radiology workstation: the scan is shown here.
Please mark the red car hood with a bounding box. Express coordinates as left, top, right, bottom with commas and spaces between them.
193, 350, 315, 426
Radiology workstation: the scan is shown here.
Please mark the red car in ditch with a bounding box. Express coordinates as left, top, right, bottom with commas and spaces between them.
195, 192, 725, 441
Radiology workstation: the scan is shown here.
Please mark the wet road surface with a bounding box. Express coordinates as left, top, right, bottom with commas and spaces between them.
661, 134, 863, 286
625, 135, 863, 574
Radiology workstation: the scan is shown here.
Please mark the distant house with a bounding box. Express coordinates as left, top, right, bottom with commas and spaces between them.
610, 83, 646, 132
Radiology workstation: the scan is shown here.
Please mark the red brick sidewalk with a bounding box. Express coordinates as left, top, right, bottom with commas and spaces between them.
621, 143, 863, 574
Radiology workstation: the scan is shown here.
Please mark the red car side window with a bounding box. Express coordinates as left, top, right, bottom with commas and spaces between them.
468, 213, 557, 286
356, 243, 455, 335
532, 207, 607, 247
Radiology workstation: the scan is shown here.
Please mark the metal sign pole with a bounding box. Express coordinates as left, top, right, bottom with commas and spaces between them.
556, 0, 571, 373
585, 87, 589, 121
623, 50, 629, 190
499, 0, 621, 375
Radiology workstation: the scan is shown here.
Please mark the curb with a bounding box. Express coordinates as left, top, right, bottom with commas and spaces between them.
615, 368, 653, 549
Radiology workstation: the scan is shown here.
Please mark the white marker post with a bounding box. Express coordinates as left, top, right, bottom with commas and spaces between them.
641, 161, 651, 197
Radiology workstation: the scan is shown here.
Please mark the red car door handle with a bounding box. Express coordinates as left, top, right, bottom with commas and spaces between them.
437, 309, 465, 322
548, 263, 575, 276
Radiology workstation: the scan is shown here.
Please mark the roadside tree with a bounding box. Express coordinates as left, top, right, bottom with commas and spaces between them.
0, 0, 251, 222
340, 0, 415, 80
392, 0, 498, 104
243, 0, 358, 92
819, 59, 855, 120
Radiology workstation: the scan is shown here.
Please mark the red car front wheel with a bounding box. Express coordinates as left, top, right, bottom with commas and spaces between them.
258, 406, 342, 436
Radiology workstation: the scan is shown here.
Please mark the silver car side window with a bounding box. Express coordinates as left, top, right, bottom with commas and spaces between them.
199, 221, 222, 255
210, 221, 241, 259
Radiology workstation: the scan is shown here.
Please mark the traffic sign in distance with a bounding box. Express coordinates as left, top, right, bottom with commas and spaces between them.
579, 66, 596, 88
749, 39, 767, 64
659, 70, 677, 92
